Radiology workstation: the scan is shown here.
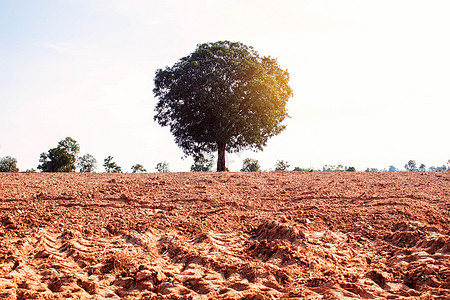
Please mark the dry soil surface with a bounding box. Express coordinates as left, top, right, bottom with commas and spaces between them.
0, 171, 449, 299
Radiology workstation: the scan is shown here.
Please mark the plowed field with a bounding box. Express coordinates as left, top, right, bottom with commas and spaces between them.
0, 171, 449, 299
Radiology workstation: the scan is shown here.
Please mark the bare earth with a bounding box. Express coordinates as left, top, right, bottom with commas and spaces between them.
0, 172, 449, 299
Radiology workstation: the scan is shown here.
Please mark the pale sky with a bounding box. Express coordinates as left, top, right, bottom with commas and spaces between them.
1, 0, 449, 172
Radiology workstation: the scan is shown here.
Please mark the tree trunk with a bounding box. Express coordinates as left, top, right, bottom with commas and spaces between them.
217, 142, 226, 172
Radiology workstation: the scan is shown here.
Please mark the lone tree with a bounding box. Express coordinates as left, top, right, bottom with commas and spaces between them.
38, 137, 79, 172
153, 41, 293, 171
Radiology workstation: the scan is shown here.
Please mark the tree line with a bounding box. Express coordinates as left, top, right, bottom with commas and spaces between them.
238, 159, 450, 173
0, 137, 448, 173
0, 137, 164, 173
1, 42, 448, 174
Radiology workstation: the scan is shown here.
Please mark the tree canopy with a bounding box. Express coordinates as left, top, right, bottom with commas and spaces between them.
241, 158, 261, 172
38, 137, 79, 172
405, 160, 418, 171
274, 160, 290, 171
155, 161, 170, 173
103, 156, 122, 173
153, 41, 293, 171
0, 156, 19, 172
131, 164, 147, 173
78, 154, 97, 173
190, 155, 214, 172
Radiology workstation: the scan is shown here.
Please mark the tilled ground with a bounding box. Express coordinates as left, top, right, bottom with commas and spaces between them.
0, 171, 449, 299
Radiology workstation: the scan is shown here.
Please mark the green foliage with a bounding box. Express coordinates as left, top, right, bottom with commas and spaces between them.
156, 161, 170, 173
364, 168, 379, 172
190, 156, 214, 172
274, 160, 290, 171
388, 165, 398, 172
322, 164, 344, 172
0, 156, 19, 172
38, 137, 79, 172
293, 167, 313, 172
241, 158, 261, 172
25, 168, 36, 173
153, 41, 293, 171
57, 137, 80, 154
77, 154, 97, 173
429, 165, 447, 172
103, 156, 122, 173
345, 166, 356, 172
405, 160, 418, 171
131, 164, 147, 173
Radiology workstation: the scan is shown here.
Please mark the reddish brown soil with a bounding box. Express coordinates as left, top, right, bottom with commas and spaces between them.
0, 171, 449, 299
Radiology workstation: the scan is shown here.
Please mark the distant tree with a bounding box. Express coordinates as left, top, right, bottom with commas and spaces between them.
103, 156, 122, 173
405, 160, 418, 172
156, 161, 170, 173
241, 158, 261, 172
428, 165, 445, 172
293, 167, 313, 172
153, 41, 293, 171
0, 156, 19, 172
25, 168, 36, 173
419, 163, 426, 172
131, 164, 147, 173
274, 160, 290, 171
322, 165, 333, 172
345, 166, 356, 172
388, 165, 398, 172
322, 165, 344, 172
190, 156, 214, 172
429, 165, 447, 172
38, 137, 79, 172
77, 154, 97, 173
365, 168, 379, 172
